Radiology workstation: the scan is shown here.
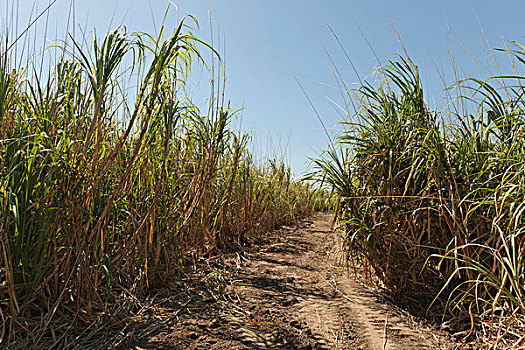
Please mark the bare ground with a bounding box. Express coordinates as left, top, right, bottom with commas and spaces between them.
122, 213, 474, 350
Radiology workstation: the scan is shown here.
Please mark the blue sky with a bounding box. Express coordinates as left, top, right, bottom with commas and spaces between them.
5, 1, 525, 174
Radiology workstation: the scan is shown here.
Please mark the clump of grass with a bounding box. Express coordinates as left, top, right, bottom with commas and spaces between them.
309, 43, 525, 344
0, 13, 325, 349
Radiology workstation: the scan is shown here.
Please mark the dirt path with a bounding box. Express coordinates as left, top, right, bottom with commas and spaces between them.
128, 213, 464, 350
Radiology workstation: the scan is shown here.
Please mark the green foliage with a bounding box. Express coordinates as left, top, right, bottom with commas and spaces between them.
310, 52, 525, 334
0, 17, 324, 348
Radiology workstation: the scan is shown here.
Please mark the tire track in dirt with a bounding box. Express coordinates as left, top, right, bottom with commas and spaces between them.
234, 213, 459, 349
129, 213, 463, 350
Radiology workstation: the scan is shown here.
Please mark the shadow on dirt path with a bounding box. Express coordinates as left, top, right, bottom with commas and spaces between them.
125, 213, 466, 350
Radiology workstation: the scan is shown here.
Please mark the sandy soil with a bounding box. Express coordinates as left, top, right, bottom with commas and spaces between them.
123, 213, 471, 350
